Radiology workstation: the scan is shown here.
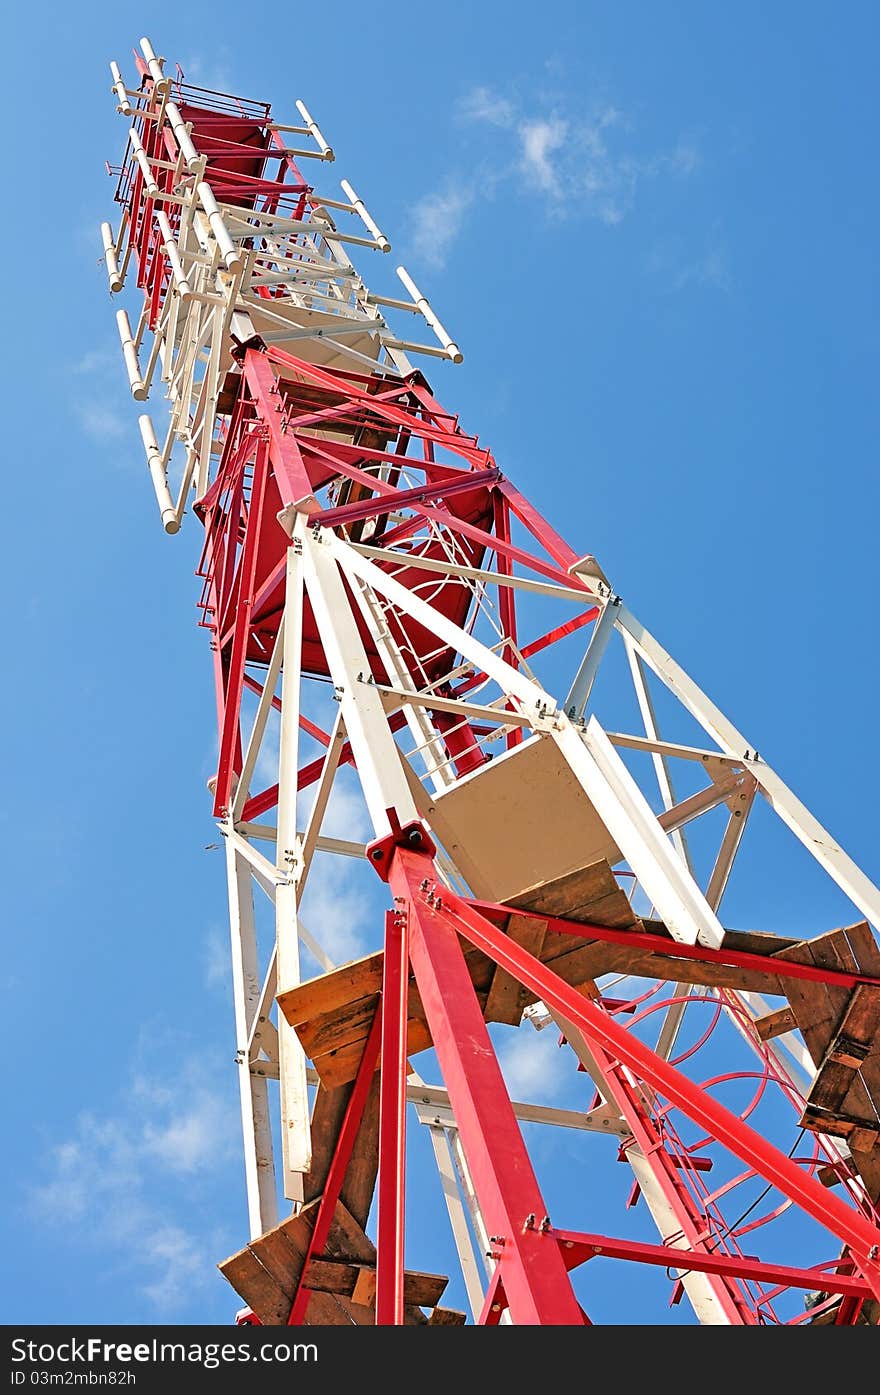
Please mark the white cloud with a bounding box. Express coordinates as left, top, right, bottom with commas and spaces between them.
30, 1058, 235, 1312
409, 186, 475, 270
452, 84, 699, 230
143, 1090, 231, 1174
299, 857, 374, 964
647, 240, 729, 294
321, 777, 371, 842
673, 247, 729, 292
458, 85, 515, 128
518, 118, 568, 195
498, 1021, 573, 1103
204, 928, 228, 989
77, 403, 127, 440
141, 1226, 212, 1310
73, 349, 115, 376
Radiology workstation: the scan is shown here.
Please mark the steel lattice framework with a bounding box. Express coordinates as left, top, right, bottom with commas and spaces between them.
98, 38, 880, 1326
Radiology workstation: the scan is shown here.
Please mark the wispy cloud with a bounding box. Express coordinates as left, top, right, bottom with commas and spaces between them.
299, 865, 374, 964
73, 349, 116, 376
409, 186, 475, 271
204, 928, 229, 990
498, 1022, 574, 1103
647, 239, 730, 294
518, 117, 568, 195
77, 403, 127, 440
414, 83, 702, 263
458, 85, 515, 128
31, 1057, 235, 1313
672, 247, 729, 291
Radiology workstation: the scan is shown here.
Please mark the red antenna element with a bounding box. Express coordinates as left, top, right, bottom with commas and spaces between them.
100, 38, 880, 1325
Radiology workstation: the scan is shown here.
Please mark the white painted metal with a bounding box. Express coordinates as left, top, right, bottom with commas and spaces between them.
564, 596, 617, 718
101, 222, 123, 291
618, 605, 880, 930
274, 549, 311, 1198
224, 841, 278, 1237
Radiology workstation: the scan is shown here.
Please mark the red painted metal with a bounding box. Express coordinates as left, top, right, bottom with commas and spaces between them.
389, 848, 587, 1325
552, 1229, 876, 1301
375, 910, 409, 1325
107, 60, 880, 1329
466, 897, 880, 994
432, 885, 880, 1300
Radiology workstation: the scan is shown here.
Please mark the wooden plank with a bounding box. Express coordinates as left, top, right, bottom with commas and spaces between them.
277, 951, 384, 1028
754, 1006, 797, 1041
219, 1248, 290, 1326
510, 860, 626, 919
721, 928, 799, 956
342, 1075, 379, 1228
297, 995, 382, 1058
429, 1307, 468, 1325
485, 914, 547, 1026
303, 1083, 349, 1205
324, 1199, 376, 1266
838, 920, 880, 975
250, 1224, 304, 1298
305, 1258, 359, 1294
310, 1016, 434, 1090
331, 1264, 447, 1308
351, 1267, 375, 1308
303, 1290, 358, 1326
829, 984, 880, 1062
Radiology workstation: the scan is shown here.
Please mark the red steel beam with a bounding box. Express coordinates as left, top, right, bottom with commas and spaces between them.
553, 1228, 876, 1301
375, 910, 409, 1325
389, 848, 587, 1325
465, 897, 880, 994
243, 350, 320, 514
213, 441, 269, 816
437, 887, 880, 1299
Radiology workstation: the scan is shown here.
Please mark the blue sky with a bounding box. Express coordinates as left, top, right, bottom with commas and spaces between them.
3, 3, 879, 1324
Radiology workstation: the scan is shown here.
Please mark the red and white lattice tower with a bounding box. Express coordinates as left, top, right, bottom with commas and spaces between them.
99, 38, 880, 1326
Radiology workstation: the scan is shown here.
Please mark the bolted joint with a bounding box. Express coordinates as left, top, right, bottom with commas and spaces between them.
365, 818, 437, 881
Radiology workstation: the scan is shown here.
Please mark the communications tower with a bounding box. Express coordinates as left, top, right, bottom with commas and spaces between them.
98, 38, 880, 1325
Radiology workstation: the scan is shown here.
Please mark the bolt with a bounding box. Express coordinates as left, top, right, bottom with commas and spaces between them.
370, 847, 383, 862
491, 1303, 501, 1313
540, 1215, 551, 1232
489, 1235, 505, 1246
523, 1213, 536, 1232
419, 879, 430, 892
406, 828, 422, 847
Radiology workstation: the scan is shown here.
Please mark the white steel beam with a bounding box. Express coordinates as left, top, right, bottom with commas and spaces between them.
274, 548, 311, 1198
618, 605, 880, 931
224, 842, 278, 1237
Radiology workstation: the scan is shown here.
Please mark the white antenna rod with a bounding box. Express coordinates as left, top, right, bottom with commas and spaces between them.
116, 310, 147, 399
155, 210, 193, 300
196, 182, 243, 271
396, 266, 463, 363
101, 222, 123, 292
294, 100, 334, 160
340, 180, 390, 253
109, 62, 132, 116
139, 415, 180, 533
139, 37, 171, 96
127, 127, 159, 198
164, 101, 200, 171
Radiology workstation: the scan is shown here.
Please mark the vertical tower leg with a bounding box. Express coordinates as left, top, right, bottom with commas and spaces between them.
390, 848, 587, 1325
225, 841, 278, 1237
